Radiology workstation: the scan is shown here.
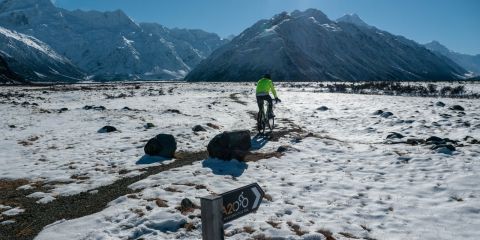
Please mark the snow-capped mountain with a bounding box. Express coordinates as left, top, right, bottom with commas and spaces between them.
424, 41, 480, 76
0, 26, 84, 82
336, 13, 372, 29
0, 0, 227, 80
186, 9, 467, 81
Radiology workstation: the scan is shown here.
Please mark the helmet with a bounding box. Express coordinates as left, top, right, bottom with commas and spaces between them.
263, 74, 271, 79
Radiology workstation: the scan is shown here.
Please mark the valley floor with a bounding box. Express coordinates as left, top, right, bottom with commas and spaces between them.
1, 82, 479, 240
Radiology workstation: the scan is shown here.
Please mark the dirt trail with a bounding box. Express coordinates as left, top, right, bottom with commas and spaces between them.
0, 151, 207, 240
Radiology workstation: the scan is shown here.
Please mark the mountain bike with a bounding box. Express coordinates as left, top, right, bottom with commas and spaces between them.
257, 101, 275, 134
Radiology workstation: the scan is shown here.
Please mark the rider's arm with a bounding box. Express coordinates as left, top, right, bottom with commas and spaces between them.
270, 80, 278, 98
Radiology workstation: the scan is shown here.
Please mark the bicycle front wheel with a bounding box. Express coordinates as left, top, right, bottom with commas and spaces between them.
268, 116, 274, 131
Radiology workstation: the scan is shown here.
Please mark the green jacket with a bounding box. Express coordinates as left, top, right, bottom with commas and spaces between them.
256, 78, 278, 98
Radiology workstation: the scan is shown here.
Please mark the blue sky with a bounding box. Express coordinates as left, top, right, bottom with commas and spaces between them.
55, 0, 480, 55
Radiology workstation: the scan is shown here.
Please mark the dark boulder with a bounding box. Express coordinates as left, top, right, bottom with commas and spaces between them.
380, 112, 394, 118
317, 106, 329, 111
426, 136, 444, 144
431, 144, 456, 154
406, 138, 425, 145
450, 105, 465, 111
373, 110, 384, 115
144, 123, 155, 129
386, 132, 404, 139
165, 109, 181, 114
207, 130, 251, 161
98, 126, 117, 133
144, 134, 177, 158
192, 125, 207, 132
435, 101, 446, 107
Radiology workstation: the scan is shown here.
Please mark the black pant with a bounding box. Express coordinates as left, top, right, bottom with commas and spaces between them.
256, 95, 273, 114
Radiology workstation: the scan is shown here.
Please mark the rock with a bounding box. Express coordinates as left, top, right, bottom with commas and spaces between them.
144, 134, 177, 158
165, 109, 181, 114
93, 106, 106, 111
58, 108, 68, 113
207, 130, 251, 161
373, 110, 384, 115
405, 120, 415, 124
450, 105, 465, 111
98, 126, 117, 133
122, 107, 132, 111
317, 106, 329, 111
426, 136, 444, 144
406, 138, 424, 145
192, 125, 207, 132
144, 123, 155, 129
84, 105, 106, 111
276, 145, 291, 153
180, 198, 196, 209
431, 144, 456, 154
380, 112, 393, 118
463, 136, 479, 144
8, 125, 16, 128
386, 132, 404, 139
435, 101, 446, 107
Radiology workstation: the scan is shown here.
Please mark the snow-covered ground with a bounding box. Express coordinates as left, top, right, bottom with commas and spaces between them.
1, 82, 480, 239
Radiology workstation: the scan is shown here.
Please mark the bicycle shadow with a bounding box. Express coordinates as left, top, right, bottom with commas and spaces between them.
251, 133, 270, 150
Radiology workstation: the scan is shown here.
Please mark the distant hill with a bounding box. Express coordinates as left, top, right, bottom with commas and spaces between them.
186, 9, 466, 82
424, 41, 480, 76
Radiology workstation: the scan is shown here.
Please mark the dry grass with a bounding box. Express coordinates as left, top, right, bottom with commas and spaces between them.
317, 229, 336, 240
155, 198, 169, 208
339, 232, 360, 239
266, 220, 281, 229
287, 221, 308, 236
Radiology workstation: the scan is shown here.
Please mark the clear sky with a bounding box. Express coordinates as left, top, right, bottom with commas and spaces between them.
54, 0, 480, 55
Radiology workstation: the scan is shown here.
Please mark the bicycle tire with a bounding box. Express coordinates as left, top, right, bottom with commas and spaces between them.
257, 111, 266, 134
268, 116, 274, 131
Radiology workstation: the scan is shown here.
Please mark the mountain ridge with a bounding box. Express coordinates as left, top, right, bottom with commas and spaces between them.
186, 9, 466, 82
0, 0, 228, 81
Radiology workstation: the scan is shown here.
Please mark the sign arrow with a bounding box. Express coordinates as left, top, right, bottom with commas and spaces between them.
220, 183, 265, 223
251, 186, 261, 209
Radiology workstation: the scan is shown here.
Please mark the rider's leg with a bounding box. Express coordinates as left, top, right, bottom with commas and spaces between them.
256, 96, 264, 114
266, 95, 274, 118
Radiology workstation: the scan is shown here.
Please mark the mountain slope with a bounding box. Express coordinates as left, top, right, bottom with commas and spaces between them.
0, 26, 84, 82
0, 0, 227, 80
186, 9, 466, 82
424, 41, 480, 75
0, 53, 25, 84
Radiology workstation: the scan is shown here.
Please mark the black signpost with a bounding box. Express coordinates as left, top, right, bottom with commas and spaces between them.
200, 183, 265, 240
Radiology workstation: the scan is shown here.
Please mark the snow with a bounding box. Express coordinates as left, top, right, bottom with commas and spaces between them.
1, 82, 479, 239
0, 26, 65, 62
2, 207, 25, 216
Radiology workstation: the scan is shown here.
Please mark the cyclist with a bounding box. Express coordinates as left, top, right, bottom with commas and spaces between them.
256, 74, 281, 118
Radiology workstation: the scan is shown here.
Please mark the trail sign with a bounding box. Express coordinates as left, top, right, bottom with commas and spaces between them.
200, 183, 265, 240
221, 183, 265, 223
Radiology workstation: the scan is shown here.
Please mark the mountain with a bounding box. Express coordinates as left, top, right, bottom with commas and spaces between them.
337, 13, 372, 29
185, 9, 466, 82
424, 41, 480, 75
0, 0, 227, 80
0, 26, 84, 82
0, 53, 25, 84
